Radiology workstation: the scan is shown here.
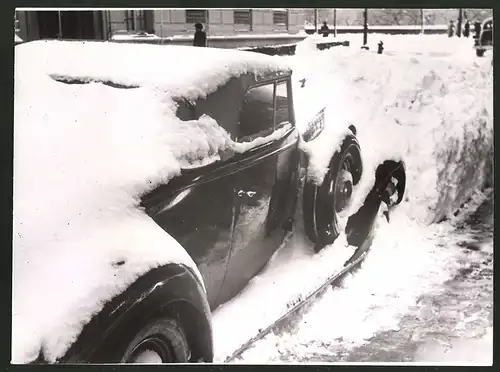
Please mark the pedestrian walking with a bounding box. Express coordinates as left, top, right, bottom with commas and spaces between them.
377, 40, 384, 54
448, 20, 455, 38
463, 19, 470, 37
319, 21, 330, 37
193, 23, 207, 47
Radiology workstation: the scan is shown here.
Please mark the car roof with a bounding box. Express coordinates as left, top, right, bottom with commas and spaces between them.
16, 40, 292, 101
482, 17, 493, 26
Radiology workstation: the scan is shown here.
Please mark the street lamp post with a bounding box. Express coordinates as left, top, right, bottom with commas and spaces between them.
333, 8, 337, 37
58, 11, 63, 39
362, 8, 368, 49
205, 9, 210, 47
314, 8, 318, 33
421, 9, 425, 34
159, 9, 164, 44
457, 8, 463, 37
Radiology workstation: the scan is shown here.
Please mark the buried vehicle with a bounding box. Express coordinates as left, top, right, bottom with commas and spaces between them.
474, 17, 493, 57
13, 40, 405, 364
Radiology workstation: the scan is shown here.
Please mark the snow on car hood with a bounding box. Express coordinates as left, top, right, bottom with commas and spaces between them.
12, 41, 291, 363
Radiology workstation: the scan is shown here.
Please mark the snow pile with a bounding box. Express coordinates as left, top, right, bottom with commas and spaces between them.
12, 41, 291, 363
111, 31, 160, 40
214, 35, 493, 363
291, 34, 493, 224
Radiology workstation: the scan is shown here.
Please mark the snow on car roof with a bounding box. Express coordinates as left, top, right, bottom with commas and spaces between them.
19, 40, 291, 101
12, 40, 293, 363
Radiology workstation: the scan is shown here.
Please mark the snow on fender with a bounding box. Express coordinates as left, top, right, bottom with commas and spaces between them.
12, 212, 203, 364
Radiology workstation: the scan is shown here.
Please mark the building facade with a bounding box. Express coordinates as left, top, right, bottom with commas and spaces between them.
15, 9, 307, 42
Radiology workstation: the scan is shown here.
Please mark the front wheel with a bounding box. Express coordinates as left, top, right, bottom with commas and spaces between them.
476, 48, 485, 57
121, 318, 190, 364
303, 135, 362, 251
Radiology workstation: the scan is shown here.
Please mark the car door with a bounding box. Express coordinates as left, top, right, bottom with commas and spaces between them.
142, 172, 236, 311
217, 79, 300, 305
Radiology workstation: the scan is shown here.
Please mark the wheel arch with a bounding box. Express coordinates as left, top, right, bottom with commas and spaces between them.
303, 133, 363, 246
59, 263, 213, 363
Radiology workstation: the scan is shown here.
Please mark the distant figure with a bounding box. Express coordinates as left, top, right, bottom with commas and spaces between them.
474, 21, 481, 39
319, 21, 330, 37
377, 40, 384, 54
463, 19, 470, 37
448, 20, 455, 38
193, 23, 207, 47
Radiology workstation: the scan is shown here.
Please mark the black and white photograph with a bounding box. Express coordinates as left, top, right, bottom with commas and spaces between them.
12, 7, 493, 365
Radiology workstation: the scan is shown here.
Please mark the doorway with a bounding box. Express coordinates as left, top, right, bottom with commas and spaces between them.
36, 11, 101, 40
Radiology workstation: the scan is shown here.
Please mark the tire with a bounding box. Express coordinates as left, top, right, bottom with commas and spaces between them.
120, 317, 190, 364
303, 135, 362, 251
476, 48, 485, 57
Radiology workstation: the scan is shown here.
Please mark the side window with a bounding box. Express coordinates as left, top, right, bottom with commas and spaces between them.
238, 80, 291, 143
275, 82, 290, 128
238, 83, 275, 142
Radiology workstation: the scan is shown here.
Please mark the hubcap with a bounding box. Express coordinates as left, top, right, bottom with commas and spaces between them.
333, 169, 353, 213
127, 337, 172, 364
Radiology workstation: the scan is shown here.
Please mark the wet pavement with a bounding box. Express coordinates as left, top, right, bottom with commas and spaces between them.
237, 192, 493, 364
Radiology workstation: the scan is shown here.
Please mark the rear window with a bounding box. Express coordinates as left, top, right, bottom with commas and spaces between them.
50, 75, 139, 89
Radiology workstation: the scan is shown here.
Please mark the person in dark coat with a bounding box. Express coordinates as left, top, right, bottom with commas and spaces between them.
463, 19, 470, 37
319, 21, 330, 37
448, 20, 455, 38
474, 21, 481, 39
193, 23, 207, 47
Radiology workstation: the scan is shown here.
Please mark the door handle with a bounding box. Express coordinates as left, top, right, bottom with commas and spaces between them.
237, 190, 257, 198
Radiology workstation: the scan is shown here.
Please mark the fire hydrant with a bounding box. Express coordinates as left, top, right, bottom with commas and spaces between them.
377, 41, 384, 54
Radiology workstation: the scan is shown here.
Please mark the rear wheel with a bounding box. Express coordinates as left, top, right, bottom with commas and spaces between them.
121, 318, 190, 364
303, 135, 362, 251
476, 48, 485, 57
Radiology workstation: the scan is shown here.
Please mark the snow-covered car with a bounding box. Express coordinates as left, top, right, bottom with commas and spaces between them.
13, 40, 406, 364
474, 17, 493, 57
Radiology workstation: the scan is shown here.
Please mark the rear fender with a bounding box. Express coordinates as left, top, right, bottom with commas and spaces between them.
60, 263, 213, 363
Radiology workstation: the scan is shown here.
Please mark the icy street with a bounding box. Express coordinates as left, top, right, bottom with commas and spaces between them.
235, 189, 493, 364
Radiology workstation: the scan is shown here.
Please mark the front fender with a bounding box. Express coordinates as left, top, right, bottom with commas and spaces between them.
59, 263, 213, 363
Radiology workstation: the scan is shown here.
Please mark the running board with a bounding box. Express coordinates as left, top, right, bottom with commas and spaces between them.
223, 237, 372, 363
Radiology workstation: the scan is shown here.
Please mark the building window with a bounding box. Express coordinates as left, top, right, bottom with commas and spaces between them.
186, 9, 207, 25
234, 9, 251, 25
123, 10, 154, 33
273, 9, 288, 25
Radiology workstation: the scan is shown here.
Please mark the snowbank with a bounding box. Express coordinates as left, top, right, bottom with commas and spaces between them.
12, 41, 291, 363
213, 34, 493, 362
111, 31, 160, 40
291, 34, 493, 224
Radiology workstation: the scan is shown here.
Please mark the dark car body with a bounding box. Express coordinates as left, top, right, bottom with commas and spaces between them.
52, 66, 305, 363
474, 17, 493, 56
141, 71, 300, 310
